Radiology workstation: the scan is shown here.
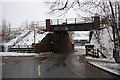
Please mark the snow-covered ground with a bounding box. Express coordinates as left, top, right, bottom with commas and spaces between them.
3, 29, 48, 51
16, 31, 48, 46
73, 31, 89, 41
90, 26, 114, 58
86, 56, 120, 76
0, 52, 38, 57
86, 56, 116, 63
74, 46, 86, 50
5, 30, 48, 47
5, 30, 30, 46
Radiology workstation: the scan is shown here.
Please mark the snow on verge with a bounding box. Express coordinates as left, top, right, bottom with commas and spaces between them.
16, 31, 49, 46
86, 57, 120, 76
90, 27, 114, 58
0, 52, 37, 57
5, 30, 30, 46
86, 57, 116, 63
74, 46, 86, 50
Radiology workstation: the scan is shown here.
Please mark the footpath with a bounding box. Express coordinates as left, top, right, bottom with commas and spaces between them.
85, 56, 120, 76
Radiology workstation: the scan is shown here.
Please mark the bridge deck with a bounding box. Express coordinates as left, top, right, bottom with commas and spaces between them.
51, 23, 95, 31
31, 16, 100, 31
49, 16, 100, 31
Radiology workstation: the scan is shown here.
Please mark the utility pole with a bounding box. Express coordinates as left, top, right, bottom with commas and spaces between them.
8, 22, 11, 40
31, 22, 36, 53
34, 24, 36, 53
8, 23, 11, 34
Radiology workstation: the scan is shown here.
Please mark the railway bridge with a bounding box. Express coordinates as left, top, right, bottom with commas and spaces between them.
34, 16, 100, 53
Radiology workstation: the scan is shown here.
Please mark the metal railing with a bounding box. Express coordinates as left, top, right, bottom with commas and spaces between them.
8, 45, 34, 53
30, 17, 94, 28
31, 21, 46, 29
11, 45, 33, 48
51, 17, 94, 25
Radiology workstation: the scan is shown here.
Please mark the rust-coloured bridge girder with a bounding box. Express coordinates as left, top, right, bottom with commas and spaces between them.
46, 16, 100, 32
35, 16, 100, 53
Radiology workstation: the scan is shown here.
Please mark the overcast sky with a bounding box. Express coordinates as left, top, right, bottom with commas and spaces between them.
0, 0, 78, 28
0, 0, 120, 28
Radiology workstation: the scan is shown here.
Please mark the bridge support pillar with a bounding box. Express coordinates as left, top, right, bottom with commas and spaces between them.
46, 19, 51, 31
53, 31, 74, 53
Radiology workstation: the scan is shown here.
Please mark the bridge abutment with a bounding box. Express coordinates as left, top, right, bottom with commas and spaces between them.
35, 16, 100, 53
53, 31, 74, 53
34, 31, 74, 53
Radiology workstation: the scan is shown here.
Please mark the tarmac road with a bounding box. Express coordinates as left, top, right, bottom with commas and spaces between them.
2, 49, 118, 78
65, 49, 118, 78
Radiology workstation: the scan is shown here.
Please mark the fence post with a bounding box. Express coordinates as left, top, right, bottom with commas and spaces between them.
27, 46, 29, 53
18, 45, 20, 52
1, 45, 4, 52
46, 19, 51, 31
75, 18, 76, 24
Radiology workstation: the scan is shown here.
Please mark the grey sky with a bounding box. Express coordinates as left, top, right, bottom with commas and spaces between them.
1, 0, 77, 28
1, 0, 119, 28
2, 1, 49, 28
0, 3, 1, 18
2, 2, 47, 28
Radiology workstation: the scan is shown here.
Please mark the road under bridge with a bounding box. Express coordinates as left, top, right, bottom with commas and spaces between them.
34, 16, 100, 53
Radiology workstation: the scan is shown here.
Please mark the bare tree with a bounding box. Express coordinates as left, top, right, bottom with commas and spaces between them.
2, 19, 11, 42
45, 0, 120, 58
45, 0, 120, 39
2, 19, 7, 41
45, 0, 115, 17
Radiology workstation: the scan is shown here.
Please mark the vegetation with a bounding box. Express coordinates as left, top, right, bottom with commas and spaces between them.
45, 0, 120, 61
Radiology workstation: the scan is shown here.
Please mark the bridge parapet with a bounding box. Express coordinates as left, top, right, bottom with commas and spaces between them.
30, 16, 100, 31
51, 17, 93, 25
31, 21, 46, 30
48, 16, 100, 31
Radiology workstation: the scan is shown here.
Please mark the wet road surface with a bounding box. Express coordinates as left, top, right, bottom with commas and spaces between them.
66, 50, 118, 78
2, 49, 118, 78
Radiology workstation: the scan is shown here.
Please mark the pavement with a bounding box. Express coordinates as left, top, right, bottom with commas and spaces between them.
85, 56, 120, 76
65, 50, 118, 78
1, 49, 119, 78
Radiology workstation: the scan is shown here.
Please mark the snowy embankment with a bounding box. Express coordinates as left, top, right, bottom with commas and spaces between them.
85, 26, 120, 76
90, 26, 114, 58
0, 52, 38, 57
86, 57, 120, 76
4, 30, 31, 51
5, 30, 30, 46
16, 31, 48, 46
5, 30, 48, 46
4, 29, 48, 51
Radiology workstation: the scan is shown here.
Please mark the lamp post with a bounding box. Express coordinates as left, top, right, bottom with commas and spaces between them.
34, 25, 37, 53
32, 22, 37, 53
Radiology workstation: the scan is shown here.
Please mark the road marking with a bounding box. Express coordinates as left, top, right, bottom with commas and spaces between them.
38, 65, 40, 76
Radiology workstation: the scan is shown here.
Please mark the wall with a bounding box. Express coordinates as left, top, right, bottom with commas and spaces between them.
35, 33, 53, 53
35, 31, 74, 53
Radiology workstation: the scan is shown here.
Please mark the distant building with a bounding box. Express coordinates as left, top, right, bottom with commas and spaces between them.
73, 31, 89, 46
0, 32, 5, 41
